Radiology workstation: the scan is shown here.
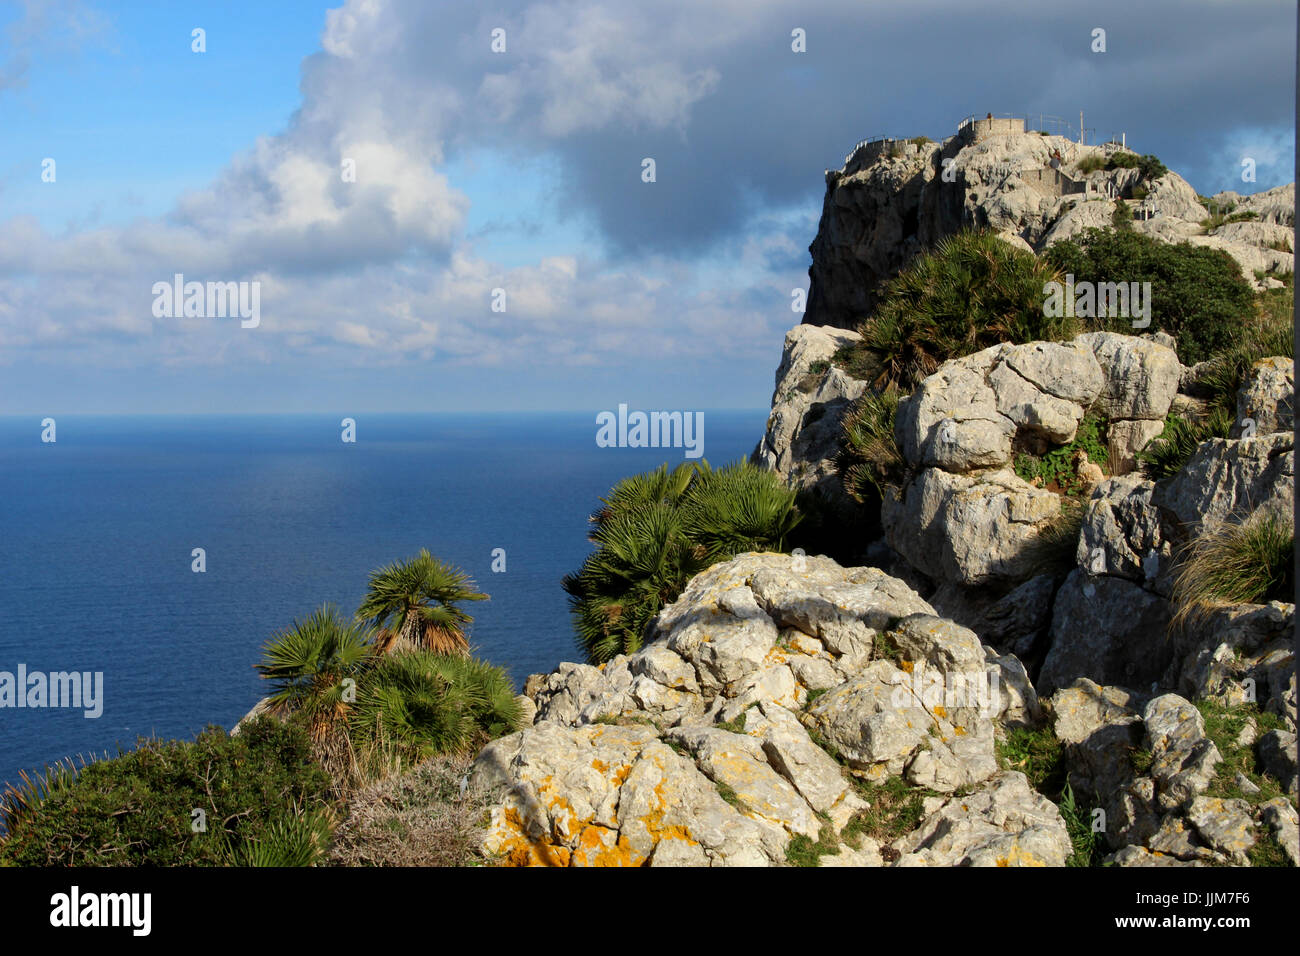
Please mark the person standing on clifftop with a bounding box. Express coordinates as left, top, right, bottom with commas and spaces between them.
1050, 147, 1062, 170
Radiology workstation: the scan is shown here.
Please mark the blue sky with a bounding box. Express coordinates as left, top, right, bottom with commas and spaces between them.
0, 0, 1294, 414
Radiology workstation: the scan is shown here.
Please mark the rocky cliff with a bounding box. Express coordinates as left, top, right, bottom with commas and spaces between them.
465, 129, 1297, 867
476, 332, 1296, 865
805, 126, 1294, 330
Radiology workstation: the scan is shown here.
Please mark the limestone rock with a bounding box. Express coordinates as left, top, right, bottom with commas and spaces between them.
1234, 356, 1294, 438
753, 324, 868, 518
664, 725, 821, 840
801, 660, 927, 777
473, 722, 779, 866
883, 467, 1061, 586
1050, 679, 1144, 807
892, 771, 1073, 866
1143, 694, 1222, 813
1258, 729, 1299, 796
1076, 474, 1172, 588
1186, 797, 1256, 864
1107, 419, 1166, 475
1108, 845, 1204, 867
1039, 569, 1173, 695
1258, 798, 1300, 865
1154, 432, 1294, 530
1075, 332, 1181, 421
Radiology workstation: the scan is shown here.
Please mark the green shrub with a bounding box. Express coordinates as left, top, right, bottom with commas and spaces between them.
0, 718, 332, 866
1076, 155, 1105, 175
843, 776, 931, 851
563, 460, 801, 663
1044, 227, 1255, 365
1171, 512, 1295, 630
785, 819, 841, 866
1012, 415, 1109, 496
1202, 209, 1261, 232
996, 726, 1067, 795
1111, 199, 1133, 229
838, 387, 905, 501
1059, 781, 1104, 867
841, 230, 1072, 393
349, 651, 522, 774
1137, 409, 1233, 480
224, 807, 335, 867
1103, 152, 1167, 180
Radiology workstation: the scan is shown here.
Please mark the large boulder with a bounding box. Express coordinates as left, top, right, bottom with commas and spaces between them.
1076, 474, 1173, 590
892, 771, 1074, 867
1039, 569, 1174, 695
1153, 432, 1294, 530
1075, 332, 1181, 422
883, 467, 1061, 586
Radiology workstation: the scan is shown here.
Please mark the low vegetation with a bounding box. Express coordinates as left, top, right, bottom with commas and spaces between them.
1202, 209, 1260, 233
995, 725, 1102, 866
1195, 700, 1295, 866
1138, 410, 1232, 481
563, 460, 801, 664
1170, 512, 1295, 630
1139, 282, 1293, 481
1012, 416, 1109, 496
837, 387, 905, 501
0, 718, 332, 866
837, 230, 1073, 393
327, 754, 493, 867
1, 549, 521, 867
1044, 227, 1256, 366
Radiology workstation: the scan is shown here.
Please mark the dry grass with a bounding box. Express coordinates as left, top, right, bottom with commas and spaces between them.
327, 754, 495, 867
1170, 511, 1295, 632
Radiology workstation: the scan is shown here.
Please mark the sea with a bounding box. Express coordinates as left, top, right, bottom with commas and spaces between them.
0, 411, 766, 790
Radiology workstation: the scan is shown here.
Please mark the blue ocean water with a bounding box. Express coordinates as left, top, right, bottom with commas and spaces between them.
0, 411, 765, 790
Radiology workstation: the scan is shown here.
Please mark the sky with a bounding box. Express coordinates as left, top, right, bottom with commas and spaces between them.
0, 0, 1294, 414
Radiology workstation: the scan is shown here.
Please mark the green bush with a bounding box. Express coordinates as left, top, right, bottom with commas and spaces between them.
1076, 155, 1105, 175
1111, 199, 1133, 229
348, 651, 521, 773
1102, 152, 1167, 180
840, 230, 1072, 393
0, 718, 332, 866
1012, 415, 1109, 496
1137, 409, 1233, 480
563, 460, 801, 663
838, 387, 905, 501
1044, 227, 1255, 365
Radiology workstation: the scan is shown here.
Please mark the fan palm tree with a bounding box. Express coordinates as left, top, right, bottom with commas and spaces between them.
356, 549, 488, 657
349, 651, 522, 769
254, 604, 376, 777
563, 461, 801, 663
